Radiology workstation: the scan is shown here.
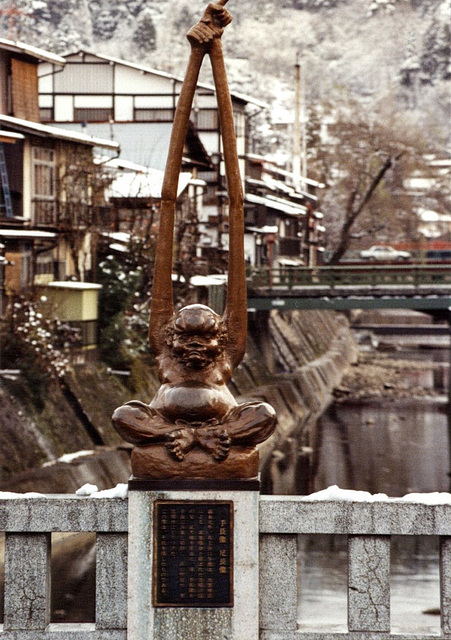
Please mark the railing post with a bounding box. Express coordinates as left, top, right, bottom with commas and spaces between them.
96, 532, 128, 630
348, 534, 390, 632
259, 533, 298, 632
3, 532, 51, 631
440, 536, 451, 635
414, 264, 420, 288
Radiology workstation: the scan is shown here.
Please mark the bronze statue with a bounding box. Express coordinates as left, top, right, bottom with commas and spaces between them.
112, 0, 277, 480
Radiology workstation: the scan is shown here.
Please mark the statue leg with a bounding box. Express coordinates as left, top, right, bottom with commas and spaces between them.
112, 401, 197, 461
224, 401, 277, 445
112, 401, 176, 446
195, 401, 277, 458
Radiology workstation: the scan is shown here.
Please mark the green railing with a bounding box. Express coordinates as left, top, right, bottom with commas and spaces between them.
247, 264, 451, 291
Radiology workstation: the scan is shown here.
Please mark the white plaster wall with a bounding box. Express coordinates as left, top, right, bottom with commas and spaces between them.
54, 95, 74, 121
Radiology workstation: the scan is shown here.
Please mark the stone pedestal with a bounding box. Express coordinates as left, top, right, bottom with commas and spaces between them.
127, 479, 260, 640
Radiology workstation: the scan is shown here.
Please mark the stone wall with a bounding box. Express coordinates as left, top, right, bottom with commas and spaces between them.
233, 310, 358, 494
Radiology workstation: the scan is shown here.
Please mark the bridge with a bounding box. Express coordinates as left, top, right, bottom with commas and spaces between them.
247, 264, 451, 313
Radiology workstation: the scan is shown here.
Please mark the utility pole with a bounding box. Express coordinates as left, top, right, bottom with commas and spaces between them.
0, 0, 29, 40
292, 54, 307, 192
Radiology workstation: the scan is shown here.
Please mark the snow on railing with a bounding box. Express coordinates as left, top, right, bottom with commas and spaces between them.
1, 486, 451, 639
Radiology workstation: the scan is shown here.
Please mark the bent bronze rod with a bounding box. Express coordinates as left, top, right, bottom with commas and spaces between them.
149, 0, 246, 366
150, 45, 206, 353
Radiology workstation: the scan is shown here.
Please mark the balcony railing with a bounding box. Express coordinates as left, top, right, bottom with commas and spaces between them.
33, 200, 57, 226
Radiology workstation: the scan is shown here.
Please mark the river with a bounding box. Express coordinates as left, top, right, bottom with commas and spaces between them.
298, 320, 450, 634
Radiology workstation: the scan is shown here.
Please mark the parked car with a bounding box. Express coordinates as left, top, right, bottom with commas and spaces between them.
359, 245, 411, 261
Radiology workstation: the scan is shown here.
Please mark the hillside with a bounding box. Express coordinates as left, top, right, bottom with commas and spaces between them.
7, 0, 450, 147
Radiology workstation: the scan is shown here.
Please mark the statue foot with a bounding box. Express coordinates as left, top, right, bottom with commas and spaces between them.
165, 427, 195, 461
196, 426, 231, 461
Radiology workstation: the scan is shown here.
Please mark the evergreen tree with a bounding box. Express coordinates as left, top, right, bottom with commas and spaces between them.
132, 12, 157, 53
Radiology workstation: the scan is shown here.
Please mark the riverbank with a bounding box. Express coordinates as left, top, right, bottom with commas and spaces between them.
334, 351, 447, 403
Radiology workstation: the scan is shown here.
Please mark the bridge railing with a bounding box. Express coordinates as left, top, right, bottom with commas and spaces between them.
1, 494, 450, 638
248, 264, 451, 290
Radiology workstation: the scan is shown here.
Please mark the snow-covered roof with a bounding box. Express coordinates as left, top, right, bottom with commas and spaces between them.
65, 49, 182, 81
109, 243, 128, 253
404, 176, 435, 190
0, 131, 24, 142
245, 193, 306, 216
109, 169, 192, 199
246, 153, 324, 189
57, 122, 170, 170
278, 258, 304, 266
268, 165, 325, 189
101, 231, 131, 244
44, 281, 102, 290
429, 158, 451, 168
0, 229, 56, 239
245, 225, 279, 234
0, 115, 119, 150
0, 38, 66, 65
190, 275, 227, 287
61, 122, 209, 172
418, 209, 451, 223
63, 50, 267, 109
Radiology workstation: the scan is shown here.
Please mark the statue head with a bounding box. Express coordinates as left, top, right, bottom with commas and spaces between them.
166, 304, 226, 369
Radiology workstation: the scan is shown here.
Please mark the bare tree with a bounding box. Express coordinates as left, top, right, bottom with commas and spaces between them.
308, 98, 432, 263
57, 144, 112, 280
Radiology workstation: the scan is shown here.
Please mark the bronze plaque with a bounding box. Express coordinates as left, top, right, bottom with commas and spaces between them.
153, 500, 233, 607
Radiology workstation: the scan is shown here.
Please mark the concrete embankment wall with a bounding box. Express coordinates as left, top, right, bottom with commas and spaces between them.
0, 310, 357, 495
233, 310, 358, 494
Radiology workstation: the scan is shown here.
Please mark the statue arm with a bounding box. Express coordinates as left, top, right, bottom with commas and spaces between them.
149, 45, 205, 354
149, 1, 233, 354
210, 36, 247, 369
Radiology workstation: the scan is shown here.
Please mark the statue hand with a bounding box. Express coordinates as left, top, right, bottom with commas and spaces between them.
187, 2, 232, 46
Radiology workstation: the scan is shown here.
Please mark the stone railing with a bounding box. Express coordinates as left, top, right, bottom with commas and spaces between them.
1, 494, 450, 638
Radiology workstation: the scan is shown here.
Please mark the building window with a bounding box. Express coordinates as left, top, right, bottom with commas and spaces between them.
35, 255, 54, 275
234, 111, 245, 137
74, 107, 113, 123
39, 108, 54, 122
134, 108, 174, 122
196, 109, 219, 131
69, 320, 98, 346
21, 251, 32, 287
32, 147, 56, 225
